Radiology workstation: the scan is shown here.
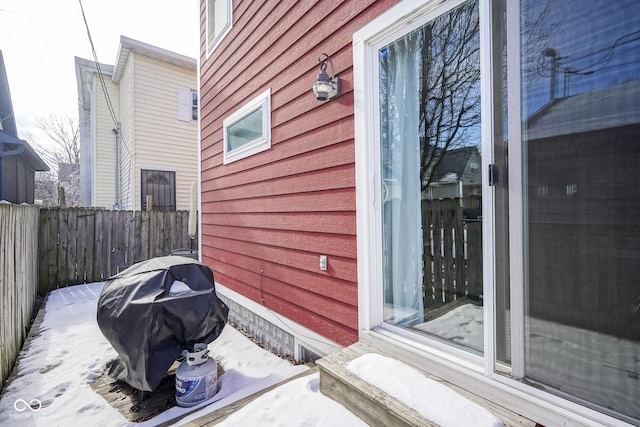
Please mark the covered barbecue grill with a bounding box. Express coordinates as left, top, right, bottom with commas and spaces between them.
97, 255, 228, 392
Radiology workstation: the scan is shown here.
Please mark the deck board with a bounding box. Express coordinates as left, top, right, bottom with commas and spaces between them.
90, 361, 225, 423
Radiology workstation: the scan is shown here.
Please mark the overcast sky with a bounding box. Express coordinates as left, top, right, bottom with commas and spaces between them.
0, 0, 199, 147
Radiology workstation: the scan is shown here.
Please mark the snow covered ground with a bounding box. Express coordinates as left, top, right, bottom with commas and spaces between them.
0, 282, 510, 427
0, 283, 364, 426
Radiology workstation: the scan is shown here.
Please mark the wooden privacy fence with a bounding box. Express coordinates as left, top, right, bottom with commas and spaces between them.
422, 198, 482, 309
38, 208, 197, 294
0, 203, 40, 389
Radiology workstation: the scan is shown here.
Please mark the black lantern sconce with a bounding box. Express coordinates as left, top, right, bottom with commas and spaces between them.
312, 53, 340, 101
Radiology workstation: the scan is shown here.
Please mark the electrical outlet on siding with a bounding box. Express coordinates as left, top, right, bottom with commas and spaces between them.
319, 255, 327, 271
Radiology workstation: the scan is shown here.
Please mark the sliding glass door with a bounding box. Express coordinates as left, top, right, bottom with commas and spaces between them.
514, 0, 640, 419
365, 0, 640, 422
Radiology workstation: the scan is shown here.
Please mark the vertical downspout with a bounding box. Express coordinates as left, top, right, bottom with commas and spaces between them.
80, 76, 93, 207
113, 122, 121, 209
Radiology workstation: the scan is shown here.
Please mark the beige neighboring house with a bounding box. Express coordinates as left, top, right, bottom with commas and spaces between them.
75, 36, 198, 210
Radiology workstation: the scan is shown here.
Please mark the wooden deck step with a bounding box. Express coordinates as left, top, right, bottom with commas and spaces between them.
316, 342, 537, 427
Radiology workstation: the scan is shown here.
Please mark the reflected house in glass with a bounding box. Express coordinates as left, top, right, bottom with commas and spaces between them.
526, 80, 640, 341
422, 146, 482, 216
519, 79, 640, 422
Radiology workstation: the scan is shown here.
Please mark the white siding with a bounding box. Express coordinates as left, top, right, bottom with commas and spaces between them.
119, 57, 135, 210
132, 54, 198, 210
92, 74, 119, 208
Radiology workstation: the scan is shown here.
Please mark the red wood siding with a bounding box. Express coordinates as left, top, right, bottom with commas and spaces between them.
199, 0, 399, 346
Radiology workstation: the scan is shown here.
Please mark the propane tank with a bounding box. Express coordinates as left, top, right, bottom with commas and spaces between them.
175, 343, 218, 407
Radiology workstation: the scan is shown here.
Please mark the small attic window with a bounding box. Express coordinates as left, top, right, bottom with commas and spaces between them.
206, 0, 232, 55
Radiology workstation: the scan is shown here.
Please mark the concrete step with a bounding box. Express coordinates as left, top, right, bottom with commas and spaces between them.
316, 342, 537, 427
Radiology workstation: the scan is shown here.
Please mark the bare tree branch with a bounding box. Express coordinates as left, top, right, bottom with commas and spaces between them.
418, 1, 481, 190
35, 114, 80, 167
32, 113, 81, 206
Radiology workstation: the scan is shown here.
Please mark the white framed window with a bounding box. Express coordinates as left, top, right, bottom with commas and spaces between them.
206, 0, 232, 55
191, 90, 198, 121
223, 88, 271, 164
178, 88, 198, 122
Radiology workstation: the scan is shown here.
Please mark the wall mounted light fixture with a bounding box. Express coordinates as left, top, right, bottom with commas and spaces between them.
312, 53, 340, 101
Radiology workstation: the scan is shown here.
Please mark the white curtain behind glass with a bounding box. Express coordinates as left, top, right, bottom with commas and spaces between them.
383, 32, 424, 324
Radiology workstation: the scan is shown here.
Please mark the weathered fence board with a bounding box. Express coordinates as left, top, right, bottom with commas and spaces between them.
465, 220, 483, 298
38, 208, 197, 294
0, 203, 40, 389
422, 199, 482, 309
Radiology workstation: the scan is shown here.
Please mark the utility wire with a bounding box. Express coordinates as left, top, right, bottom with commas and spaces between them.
536, 30, 640, 77
78, 0, 135, 206
78, 0, 119, 128
562, 31, 640, 73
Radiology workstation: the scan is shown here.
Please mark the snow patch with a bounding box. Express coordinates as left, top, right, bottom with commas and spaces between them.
347, 353, 503, 427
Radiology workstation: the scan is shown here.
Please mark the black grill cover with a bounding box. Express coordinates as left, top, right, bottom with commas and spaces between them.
97, 256, 228, 391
